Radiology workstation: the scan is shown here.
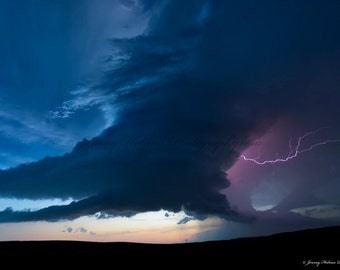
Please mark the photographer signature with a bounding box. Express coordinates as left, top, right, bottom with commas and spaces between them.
303, 260, 340, 267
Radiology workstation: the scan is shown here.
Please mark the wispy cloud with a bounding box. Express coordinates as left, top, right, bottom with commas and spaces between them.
63, 225, 91, 234
48, 38, 191, 128
49, 86, 115, 119
0, 106, 77, 148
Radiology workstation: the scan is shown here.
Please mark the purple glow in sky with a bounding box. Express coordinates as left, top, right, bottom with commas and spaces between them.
225, 118, 340, 218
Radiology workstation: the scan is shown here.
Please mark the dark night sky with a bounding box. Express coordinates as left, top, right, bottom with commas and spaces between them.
0, 0, 339, 242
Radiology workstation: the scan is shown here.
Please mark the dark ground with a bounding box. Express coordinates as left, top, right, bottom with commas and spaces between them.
0, 225, 339, 268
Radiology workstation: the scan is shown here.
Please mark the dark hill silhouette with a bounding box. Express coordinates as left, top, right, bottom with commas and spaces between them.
0, 225, 339, 268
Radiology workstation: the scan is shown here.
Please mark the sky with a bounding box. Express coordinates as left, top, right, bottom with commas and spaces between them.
0, 0, 339, 243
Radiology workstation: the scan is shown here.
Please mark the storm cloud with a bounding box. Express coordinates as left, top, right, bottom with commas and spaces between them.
0, 0, 339, 225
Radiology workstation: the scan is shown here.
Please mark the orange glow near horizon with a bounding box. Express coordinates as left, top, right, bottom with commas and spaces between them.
0, 210, 224, 243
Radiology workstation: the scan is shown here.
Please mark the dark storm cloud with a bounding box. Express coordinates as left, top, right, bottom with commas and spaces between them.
0, 0, 340, 223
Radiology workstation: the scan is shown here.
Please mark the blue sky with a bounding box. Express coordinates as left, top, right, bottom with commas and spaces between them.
0, 0, 149, 169
0, 0, 340, 243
